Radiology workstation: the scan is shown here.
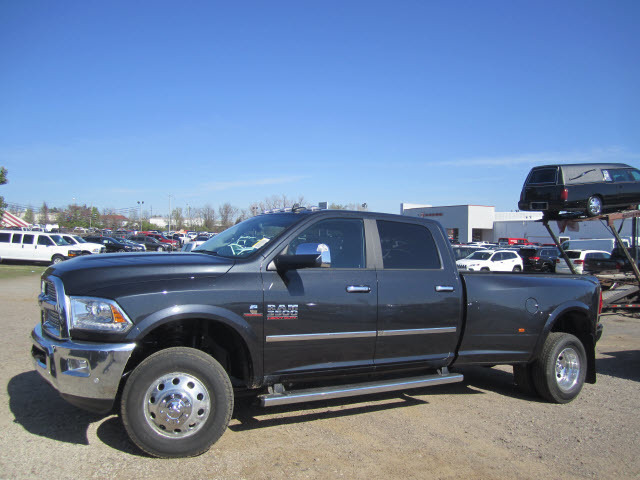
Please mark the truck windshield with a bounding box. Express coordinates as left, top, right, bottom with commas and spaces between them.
195, 213, 302, 258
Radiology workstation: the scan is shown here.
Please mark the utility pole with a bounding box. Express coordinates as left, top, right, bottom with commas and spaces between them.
168, 194, 173, 233
137, 200, 144, 230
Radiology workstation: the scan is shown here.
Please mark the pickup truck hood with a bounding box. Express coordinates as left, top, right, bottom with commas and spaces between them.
46, 252, 235, 296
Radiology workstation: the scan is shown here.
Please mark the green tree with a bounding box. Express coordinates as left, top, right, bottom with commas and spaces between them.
90, 206, 101, 229
171, 207, 184, 230
218, 203, 238, 230
39, 202, 50, 224
24, 207, 35, 224
0, 167, 7, 211
200, 205, 216, 231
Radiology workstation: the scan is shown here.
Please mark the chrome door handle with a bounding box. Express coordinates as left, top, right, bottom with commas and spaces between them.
435, 286, 454, 292
346, 285, 371, 293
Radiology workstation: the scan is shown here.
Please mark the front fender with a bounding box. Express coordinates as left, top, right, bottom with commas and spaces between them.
124, 304, 262, 382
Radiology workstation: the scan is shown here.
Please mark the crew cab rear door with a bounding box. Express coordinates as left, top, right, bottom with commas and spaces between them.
373, 219, 462, 367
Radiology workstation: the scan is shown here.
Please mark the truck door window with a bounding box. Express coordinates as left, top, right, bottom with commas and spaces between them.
377, 220, 441, 269
287, 218, 365, 269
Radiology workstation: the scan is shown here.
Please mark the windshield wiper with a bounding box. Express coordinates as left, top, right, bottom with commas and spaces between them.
193, 249, 218, 256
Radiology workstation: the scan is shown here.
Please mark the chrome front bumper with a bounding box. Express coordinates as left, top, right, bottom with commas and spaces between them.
31, 324, 136, 413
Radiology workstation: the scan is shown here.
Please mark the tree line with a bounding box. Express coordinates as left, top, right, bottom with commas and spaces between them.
0, 167, 368, 232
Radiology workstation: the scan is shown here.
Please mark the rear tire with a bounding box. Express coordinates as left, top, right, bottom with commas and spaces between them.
532, 332, 586, 403
121, 347, 233, 458
512, 265, 522, 272
480, 267, 490, 272
157, 246, 164, 252
586, 195, 603, 217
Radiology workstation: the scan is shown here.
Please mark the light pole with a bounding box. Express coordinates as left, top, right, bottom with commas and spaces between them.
168, 194, 173, 233
137, 200, 144, 230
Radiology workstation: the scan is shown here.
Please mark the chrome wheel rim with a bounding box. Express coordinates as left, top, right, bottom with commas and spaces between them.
143, 372, 211, 439
555, 347, 581, 393
588, 197, 602, 215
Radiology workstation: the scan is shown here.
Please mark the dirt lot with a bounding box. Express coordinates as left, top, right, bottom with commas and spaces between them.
1, 272, 639, 479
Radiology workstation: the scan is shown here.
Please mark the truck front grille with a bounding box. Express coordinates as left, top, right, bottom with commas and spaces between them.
39, 276, 69, 339
44, 280, 56, 300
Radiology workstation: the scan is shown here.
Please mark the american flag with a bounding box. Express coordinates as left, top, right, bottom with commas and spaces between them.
1, 210, 29, 228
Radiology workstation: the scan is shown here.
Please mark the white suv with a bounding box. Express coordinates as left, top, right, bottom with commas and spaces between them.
0, 230, 83, 265
456, 249, 523, 272
60, 234, 106, 255
555, 250, 611, 274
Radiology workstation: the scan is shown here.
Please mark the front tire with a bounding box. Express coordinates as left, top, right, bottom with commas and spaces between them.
121, 347, 233, 458
157, 246, 164, 252
51, 255, 64, 265
586, 195, 603, 217
532, 332, 586, 403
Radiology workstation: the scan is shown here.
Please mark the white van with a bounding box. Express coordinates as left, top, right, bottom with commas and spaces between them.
561, 238, 630, 254
60, 234, 106, 255
0, 230, 82, 265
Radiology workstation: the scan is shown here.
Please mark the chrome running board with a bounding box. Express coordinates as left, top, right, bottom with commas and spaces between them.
259, 372, 463, 407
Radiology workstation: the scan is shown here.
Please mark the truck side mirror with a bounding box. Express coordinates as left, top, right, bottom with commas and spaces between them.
272, 243, 332, 271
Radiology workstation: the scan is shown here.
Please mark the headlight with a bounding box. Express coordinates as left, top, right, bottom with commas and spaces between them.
69, 297, 133, 333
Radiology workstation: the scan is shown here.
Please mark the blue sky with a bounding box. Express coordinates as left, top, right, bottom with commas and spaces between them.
1, 1, 639, 217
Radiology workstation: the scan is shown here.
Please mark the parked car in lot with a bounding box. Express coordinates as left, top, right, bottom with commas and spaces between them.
128, 235, 172, 251
0, 230, 82, 264
456, 249, 523, 272
141, 232, 179, 249
575, 246, 640, 274
84, 236, 139, 253
555, 250, 611, 274
518, 163, 640, 217
60, 235, 106, 255
182, 235, 214, 252
519, 246, 560, 272
498, 237, 533, 246
451, 245, 485, 260
561, 238, 629, 253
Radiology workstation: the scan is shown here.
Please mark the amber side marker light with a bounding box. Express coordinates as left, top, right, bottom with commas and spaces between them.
518, 328, 526, 333
110, 305, 128, 323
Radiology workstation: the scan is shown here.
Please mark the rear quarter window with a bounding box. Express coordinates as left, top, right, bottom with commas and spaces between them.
527, 168, 558, 185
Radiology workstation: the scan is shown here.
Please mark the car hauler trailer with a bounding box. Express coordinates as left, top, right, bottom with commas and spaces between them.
540, 209, 640, 314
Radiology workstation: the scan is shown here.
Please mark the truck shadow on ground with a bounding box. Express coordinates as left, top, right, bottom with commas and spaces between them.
9, 366, 550, 454
7, 371, 141, 456
596, 350, 640, 382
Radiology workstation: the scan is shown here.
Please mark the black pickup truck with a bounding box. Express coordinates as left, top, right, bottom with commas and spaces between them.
31, 209, 603, 458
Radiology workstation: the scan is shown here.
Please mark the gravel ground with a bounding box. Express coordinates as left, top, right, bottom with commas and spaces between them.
1, 273, 639, 479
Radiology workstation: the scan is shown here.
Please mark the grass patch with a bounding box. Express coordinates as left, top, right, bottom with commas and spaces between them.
0, 263, 48, 280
